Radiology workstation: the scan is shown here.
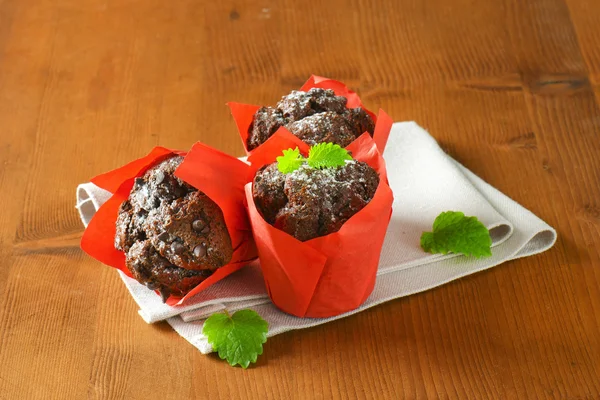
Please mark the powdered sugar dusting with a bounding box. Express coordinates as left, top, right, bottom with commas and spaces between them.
253, 159, 380, 241
291, 112, 334, 133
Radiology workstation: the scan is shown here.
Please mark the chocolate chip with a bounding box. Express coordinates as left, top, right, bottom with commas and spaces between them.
171, 242, 184, 254
193, 244, 206, 258
150, 197, 160, 209
134, 177, 145, 188
155, 170, 165, 184
192, 219, 205, 232
201, 225, 210, 234
200, 269, 213, 278
157, 231, 169, 242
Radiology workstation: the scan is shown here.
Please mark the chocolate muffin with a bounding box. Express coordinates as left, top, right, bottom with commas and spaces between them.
252, 160, 379, 241
247, 88, 375, 150
115, 155, 233, 301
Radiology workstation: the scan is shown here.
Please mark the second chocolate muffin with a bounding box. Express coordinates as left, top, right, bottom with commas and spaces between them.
114, 155, 233, 301
252, 160, 380, 241
247, 88, 375, 150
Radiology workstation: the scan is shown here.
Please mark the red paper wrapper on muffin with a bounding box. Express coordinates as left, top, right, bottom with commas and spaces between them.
228, 75, 393, 156
244, 131, 394, 318
81, 145, 257, 306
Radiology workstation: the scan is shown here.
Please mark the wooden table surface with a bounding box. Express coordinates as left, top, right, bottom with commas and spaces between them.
1, 0, 599, 398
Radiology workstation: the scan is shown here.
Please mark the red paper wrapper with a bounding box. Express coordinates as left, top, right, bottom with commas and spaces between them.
228, 75, 394, 156
244, 131, 394, 318
81, 145, 257, 306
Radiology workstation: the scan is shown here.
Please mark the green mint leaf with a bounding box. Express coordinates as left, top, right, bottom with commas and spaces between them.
202, 309, 268, 368
420, 211, 492, 258
277, 147, 304, 174
306, 142, 352, 169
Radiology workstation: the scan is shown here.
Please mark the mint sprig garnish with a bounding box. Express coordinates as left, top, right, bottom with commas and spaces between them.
202, 309, 268, 368
420, 211, 492, 258
276, 147, 304, 174
307, 142, 352, 169
276, 143, 352, 174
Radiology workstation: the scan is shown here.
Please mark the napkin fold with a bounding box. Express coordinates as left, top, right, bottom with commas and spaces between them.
76, 122, 556, 354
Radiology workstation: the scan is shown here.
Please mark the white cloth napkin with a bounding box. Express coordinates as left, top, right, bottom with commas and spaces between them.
76, 122, 556, 354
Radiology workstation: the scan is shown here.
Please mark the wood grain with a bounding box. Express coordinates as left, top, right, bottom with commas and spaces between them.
1, 0, 599, 398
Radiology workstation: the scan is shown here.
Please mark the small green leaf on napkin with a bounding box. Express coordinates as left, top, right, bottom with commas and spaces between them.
306, 142, 352, 169
202, 309, 268, 368
420, 211, 492, 258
